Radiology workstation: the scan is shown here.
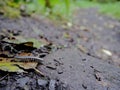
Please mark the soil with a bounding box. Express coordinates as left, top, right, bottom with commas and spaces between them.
0, 7, 120, 90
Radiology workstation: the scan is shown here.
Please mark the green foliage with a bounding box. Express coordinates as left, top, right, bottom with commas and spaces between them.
0, 0, 18, 18
87, 0, 120, 3
76, 0, 120, 19
0, 0, 120, 20
0, 0, 73, 20
75, 0, 98, 8
99, 2, 120, 19
26, 0, 72, 20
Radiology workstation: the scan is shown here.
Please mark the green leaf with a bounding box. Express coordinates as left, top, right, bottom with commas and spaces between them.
27, 38, 45, 48
0, 62, 24, 72
0, 58, 38, 73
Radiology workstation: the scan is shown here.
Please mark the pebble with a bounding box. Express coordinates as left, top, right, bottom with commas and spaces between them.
46, 65, 57, 70
37, 79, 48, 86
17, 77, 29, 87
57, 67, 64, 74
0, 80, 6, 87
49, 80, 56, 90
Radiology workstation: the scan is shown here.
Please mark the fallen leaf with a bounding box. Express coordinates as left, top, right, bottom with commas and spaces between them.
0, 61, 24, 72
28, 38, 50, 47
17, 62, 37, 69
0, 41, 36, 53
3, 35, 48, 48
25, 38, 43, 48
3, 36, 27, 44
0, 57, 43, 75
21, 42, 34, 47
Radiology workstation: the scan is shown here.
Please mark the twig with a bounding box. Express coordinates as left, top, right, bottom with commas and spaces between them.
0, 73, 9, 81
34, 68, 45, 77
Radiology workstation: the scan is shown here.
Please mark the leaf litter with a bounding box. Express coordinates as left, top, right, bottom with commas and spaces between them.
0, 29, 52, 76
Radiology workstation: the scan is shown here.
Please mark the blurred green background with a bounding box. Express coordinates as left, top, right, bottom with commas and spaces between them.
0, 0, 120, 20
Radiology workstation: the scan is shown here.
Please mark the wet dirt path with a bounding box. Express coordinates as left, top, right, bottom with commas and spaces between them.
0, 7, 120, 90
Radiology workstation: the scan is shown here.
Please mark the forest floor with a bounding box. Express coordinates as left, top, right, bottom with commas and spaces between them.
0, 7, 120, 90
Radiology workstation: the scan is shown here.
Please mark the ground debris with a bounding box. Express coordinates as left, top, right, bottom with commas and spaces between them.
0, 29, 53, 74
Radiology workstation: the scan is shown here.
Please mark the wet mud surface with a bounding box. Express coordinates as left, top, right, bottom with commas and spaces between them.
0, 8, 120, 90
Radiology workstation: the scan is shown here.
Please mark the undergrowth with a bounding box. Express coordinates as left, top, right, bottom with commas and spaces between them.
0, 0, 120, 20
75, 0, 120, 20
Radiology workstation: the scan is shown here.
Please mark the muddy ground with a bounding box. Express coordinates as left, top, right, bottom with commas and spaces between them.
0, 8, 120, 90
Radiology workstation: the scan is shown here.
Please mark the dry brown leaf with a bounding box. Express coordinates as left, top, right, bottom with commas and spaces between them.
17, 62, 44, 76
17, 52, 32, 56
17, 62, 38, 70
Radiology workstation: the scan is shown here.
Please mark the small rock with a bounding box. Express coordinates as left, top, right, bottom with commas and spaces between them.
56, 82, 69, 90
82, 58, 86, 61
57, 66, 64, 74
17, 77, 29, 87
49, 80, 56, 90
37, 79, 48, 86
0, 80, 6, 87
82, 84, 87, 89
58, 70, 63, 74
46, 65, 56, 70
